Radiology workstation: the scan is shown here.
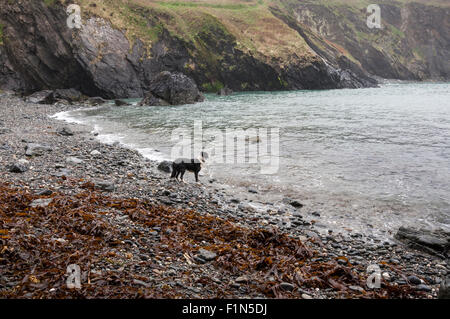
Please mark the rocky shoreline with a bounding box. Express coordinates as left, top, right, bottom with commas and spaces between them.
0, 91, 448, 299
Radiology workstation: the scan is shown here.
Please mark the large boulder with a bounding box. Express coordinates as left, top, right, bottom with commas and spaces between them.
25, 90, 55, 104
140, 71, 204, 106
139, 92, 170, 107
53, 88, 84, 104
394, 227, 450, 257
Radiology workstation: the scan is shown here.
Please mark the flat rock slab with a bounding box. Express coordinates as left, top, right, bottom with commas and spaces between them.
395, 227, 449, 257
197, 248, 217, 261
25, 143, 53, 156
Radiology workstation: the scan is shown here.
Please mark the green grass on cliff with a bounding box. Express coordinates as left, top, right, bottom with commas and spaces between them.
70, 0, 313, 65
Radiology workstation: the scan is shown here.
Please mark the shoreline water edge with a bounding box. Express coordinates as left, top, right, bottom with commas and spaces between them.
0, 91, 448, 299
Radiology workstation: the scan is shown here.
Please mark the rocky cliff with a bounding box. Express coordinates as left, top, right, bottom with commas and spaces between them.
280, 0, 450, 81
0, 0, 448, 98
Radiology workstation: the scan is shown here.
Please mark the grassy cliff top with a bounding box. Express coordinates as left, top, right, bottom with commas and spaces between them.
62, 0, 314, 63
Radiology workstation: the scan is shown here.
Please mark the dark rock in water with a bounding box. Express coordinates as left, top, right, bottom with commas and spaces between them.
157, 161, 173, 173
25, 143, 53, 156
145, 71, 204, 106
86, 96, 107, 106
95, 180, 115, 192
56, 127, 74, 136
217, 87, 233, 96
7, 163, 28, 173
114, 99, 131, 106
139, 92, 170, 107
54, 88, 83, 103
438, 277, 450, 299
394, 227, 449, 257
25, 90, 55, 104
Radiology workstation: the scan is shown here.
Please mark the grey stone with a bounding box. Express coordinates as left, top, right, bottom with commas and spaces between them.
66, 156, 84, 164
395, 227, 449, 256
438, 277, 450, 299
56, 127, 74, 136
54, 88, 83, 103
30, 198, 53, 208
7, 163, 28, 173
280, 282, 295, 292
114, 99, 131, 106
407, 275, 422, 285
235, 275, 249, 283
197, 248, 217, 261
95, 180, 115, 192
415, 284, 432, 292
157, 160, 173, 173
25, 90, 55, 104
25, 143, 52, 156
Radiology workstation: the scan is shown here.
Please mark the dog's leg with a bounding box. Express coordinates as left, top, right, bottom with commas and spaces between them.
180, 169, 186, 183
194, 171, 199, 183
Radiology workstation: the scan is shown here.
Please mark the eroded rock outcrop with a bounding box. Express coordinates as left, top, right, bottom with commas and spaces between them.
140, 71, 204, 106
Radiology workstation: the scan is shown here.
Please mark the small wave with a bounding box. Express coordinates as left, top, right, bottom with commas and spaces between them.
136, 147, 170, 162
51, 109, 88, 125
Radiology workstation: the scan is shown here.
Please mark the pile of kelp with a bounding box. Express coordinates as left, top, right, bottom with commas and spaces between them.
0, 180, 423, 299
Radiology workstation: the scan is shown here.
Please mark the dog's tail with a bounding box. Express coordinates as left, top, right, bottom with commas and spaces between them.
170, 162, 177, 178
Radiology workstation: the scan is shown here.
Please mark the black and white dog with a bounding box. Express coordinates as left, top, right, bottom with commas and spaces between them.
170, 152, 208, 182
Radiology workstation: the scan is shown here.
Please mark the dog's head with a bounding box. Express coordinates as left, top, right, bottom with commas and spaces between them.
200, 151, 209, 163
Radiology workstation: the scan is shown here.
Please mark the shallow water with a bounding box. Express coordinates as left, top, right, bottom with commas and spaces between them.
55, 82, 450, 237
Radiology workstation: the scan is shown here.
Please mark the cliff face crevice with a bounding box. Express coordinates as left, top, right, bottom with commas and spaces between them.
0, 1, 448, 98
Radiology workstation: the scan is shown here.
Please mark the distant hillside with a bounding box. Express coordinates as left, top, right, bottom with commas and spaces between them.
0, 0, 448, 97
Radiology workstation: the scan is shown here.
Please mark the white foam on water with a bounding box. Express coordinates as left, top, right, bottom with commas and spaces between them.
136, 147, 170, 162
52, 108, 171, 163
51, 109, 90, 125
